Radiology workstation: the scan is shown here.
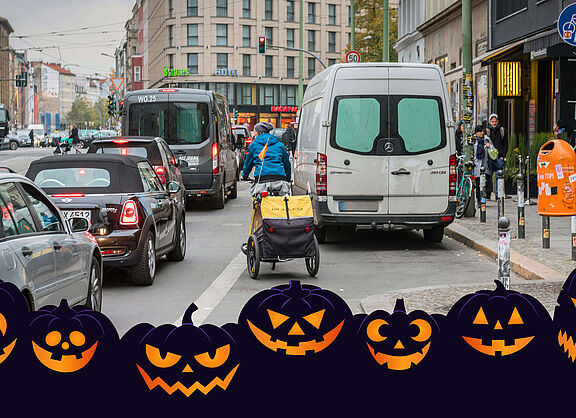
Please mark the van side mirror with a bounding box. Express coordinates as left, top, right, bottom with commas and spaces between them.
69, 217, 89, 233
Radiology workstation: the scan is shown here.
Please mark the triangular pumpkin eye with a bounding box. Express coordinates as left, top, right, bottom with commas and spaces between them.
473, 307, 489, 325
303, 309, 325, 329
268, 309, 290, 329
571, 297, 576, 308
508, 307, 524, 325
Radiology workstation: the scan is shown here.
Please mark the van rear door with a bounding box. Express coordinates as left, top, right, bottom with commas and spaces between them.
325, 66, 390, 215
387, 67, 449, 215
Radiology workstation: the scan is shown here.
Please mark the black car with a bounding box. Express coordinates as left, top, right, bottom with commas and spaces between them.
87, 136, 183, 202
26, 154, 186, 285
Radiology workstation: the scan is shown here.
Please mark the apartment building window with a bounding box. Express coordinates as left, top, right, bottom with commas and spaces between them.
287, 1, 295, 22
168, 25, 174, 47
348, 6, 351, 26
265, 27, 273, 45
328, 58, 336, 66
308, 58, 315, 78
242, 25, 251, 47
265, 56, 273, 77
242, 0, 250, 18
168, 54, 174, 69
284, 85, 297, 105
187, 0, 198, 16
308, 2, 316, 24
287, 56, 295, 78
168, 0, 173, 18
265, 0, 273, 20
216, 24, 228, 46
187, 24, 198, 46
241, 84, 252, 104
243, 54, 251, 76
216, 0, 228, 17
187, 54, 199, 74
496, 0, 528, 21
328, 5, 336, 25
217, 53, 228, 69
134, 66, 141, 82
287, 28, 295, 48
328, 32, 336, 52
308, 30, 316, 51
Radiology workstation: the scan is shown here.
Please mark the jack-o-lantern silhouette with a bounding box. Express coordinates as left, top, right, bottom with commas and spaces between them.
553, 268, 576, 363
0, 281, 29, 367
124, 303, 240, 398
29, 299, 118, 373
358, 299, 440, 371
239, 280, 352, 356
447, 280, 551, 358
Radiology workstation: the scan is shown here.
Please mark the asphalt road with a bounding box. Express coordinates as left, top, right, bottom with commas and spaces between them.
4, 151, 513, 336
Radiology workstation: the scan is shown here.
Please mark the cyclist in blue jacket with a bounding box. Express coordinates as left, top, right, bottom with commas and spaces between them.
242, 122, 291, 195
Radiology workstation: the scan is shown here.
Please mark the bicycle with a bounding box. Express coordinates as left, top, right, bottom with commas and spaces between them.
455, 154, 475, 219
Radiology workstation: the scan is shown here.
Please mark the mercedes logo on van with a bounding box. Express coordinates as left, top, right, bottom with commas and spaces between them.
384, 142, 394, 153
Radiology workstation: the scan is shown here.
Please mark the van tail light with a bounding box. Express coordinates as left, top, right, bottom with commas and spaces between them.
449, 154, 457, 196
154, 165, 166, 184
316, 153, 327, 196
120, 200, 139, 226
212, 143, 219, 174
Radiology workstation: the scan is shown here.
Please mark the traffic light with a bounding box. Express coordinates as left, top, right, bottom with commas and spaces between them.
107, 95, 115, 117
258, 36, 266, 54
15, 75, 21, 88
21, 72, 27, 87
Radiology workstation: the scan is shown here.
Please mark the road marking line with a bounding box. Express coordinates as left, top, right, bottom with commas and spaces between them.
173, 251, 246, 326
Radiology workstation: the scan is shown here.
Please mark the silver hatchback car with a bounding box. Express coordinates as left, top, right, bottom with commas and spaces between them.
0, 172, 103, 311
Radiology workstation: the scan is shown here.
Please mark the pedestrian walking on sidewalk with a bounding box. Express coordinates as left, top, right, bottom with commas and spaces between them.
473, 125, 494, 206
487, 114, 507, 199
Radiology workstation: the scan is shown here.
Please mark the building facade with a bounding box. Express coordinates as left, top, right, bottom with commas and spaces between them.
123, 0, 353, 129
0, 17, 13, 112
395, 0, 426, 64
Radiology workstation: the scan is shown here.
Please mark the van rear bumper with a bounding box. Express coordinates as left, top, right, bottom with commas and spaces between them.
315, 200, 456, 230
184, 174, 222, 198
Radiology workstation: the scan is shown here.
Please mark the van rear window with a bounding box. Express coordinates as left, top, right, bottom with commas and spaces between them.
330, 95, 445, 155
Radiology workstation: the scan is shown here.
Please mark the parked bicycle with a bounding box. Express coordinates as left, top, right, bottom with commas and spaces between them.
455, 154, 475, 218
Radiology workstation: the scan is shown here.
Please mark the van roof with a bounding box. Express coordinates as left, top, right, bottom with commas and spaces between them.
124, 88, 213, 98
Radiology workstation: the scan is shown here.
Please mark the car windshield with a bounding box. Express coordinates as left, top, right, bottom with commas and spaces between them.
33, 129, 43, 136
128, 102, 210, 145
34, 168, 111, 188
0, 110, 7, 123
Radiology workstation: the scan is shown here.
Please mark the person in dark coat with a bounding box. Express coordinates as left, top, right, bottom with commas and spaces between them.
455, 120, 464, 155
486, 114, 507, 199
29, 129, 34, 145
69, 124, 80, 145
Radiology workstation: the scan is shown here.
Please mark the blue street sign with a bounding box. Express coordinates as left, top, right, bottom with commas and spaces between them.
558, 3, 576, 46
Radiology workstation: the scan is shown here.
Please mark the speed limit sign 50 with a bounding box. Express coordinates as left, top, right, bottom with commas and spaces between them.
346, 50, 361, 63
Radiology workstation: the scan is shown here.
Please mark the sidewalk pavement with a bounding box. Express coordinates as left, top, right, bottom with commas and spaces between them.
360, 196, 573, 317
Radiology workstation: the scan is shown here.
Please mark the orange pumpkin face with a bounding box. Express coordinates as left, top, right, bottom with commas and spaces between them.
0, 281, 29, 367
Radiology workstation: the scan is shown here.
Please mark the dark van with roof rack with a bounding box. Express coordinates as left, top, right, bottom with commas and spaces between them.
120, 88, 238, 209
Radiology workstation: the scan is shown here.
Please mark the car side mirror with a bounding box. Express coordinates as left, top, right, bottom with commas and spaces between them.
69, 217, 89, 233
167, 181, 181, 195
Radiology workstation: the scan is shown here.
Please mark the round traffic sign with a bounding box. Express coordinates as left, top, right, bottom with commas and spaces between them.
558, 3, 576, 46
346, 50, 361, 63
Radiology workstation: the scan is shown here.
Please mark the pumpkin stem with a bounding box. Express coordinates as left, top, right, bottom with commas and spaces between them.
393, 298, 406, 313
182, 303, 198, 325
494, 279, 506, 292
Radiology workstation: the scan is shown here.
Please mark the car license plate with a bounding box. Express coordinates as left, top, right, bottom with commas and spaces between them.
62, 210, 91, 223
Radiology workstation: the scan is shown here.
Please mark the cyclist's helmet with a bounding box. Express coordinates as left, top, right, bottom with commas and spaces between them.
254, 121, 274, 134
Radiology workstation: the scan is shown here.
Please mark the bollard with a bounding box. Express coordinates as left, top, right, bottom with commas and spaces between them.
480, 167, 486, 223
542, 215, 550, 249
517, 173, 525, 239
518, 154, 523, 176
572, 216, 576, 261
525, 155, 535, 206
498, 216, 511, 290
497, 170, 505, 218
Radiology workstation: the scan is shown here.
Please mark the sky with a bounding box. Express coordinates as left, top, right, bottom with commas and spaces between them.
3, 0, 134, 77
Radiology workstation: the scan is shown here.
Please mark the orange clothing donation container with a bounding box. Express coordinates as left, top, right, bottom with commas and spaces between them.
537, 139, 576, 216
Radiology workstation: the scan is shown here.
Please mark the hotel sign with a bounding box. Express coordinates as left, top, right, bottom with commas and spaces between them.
214, 68, 239, 77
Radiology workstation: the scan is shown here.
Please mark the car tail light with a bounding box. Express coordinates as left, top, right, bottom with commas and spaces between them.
52, 193, 85, 198
212, 143, 219, 174
441, 216, 453, 222
316, 153, 327, 196
449, 154, 457, 196
102, 249, 126, 256
113, 139, 129, 144
154, 165, 166, 184
120, 200, 139, 225
78, 169, 86, 176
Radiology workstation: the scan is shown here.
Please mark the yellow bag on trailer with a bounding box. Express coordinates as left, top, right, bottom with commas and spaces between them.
260, 195, 313, 219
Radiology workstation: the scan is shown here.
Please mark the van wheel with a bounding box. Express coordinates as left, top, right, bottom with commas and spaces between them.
314, 225, 326, 244
213, 182, 226, 209
229, 178, 238, 199
424, 227, 444, 243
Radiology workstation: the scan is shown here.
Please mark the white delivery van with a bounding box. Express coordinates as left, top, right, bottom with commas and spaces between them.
293, 63, 457, 243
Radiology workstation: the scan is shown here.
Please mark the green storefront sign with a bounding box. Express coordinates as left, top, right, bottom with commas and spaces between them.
163, 67, 189, 77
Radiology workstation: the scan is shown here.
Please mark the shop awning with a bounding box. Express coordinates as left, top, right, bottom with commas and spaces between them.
480, 39, 525, 66
524, 28, 561, 53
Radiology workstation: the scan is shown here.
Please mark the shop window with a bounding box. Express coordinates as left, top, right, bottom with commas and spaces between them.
217, 24, 228, 46
243, 25, 251, 47
287, 1, 295, 22
187, 0, 198, 17
217, 0, 228, 17
287, 29, 295, 48
187, 54, 198, 75
187, 24, 199, 46
243, 0, 250, 18
287, 56, 295, 78
497, 61, 521, 97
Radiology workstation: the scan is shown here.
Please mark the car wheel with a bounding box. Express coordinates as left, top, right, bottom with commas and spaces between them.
423, 226, 444, 243
229, 178, 238, 199
9, 141, 18, 151
213, 181, 226, 209
166, 216, 186, 261
128, 232, 156, 285
79, 140, 85, 149
86, 256, 102, 312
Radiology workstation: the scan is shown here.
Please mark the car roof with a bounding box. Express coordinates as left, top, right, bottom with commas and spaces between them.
29, 154, 149, 167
